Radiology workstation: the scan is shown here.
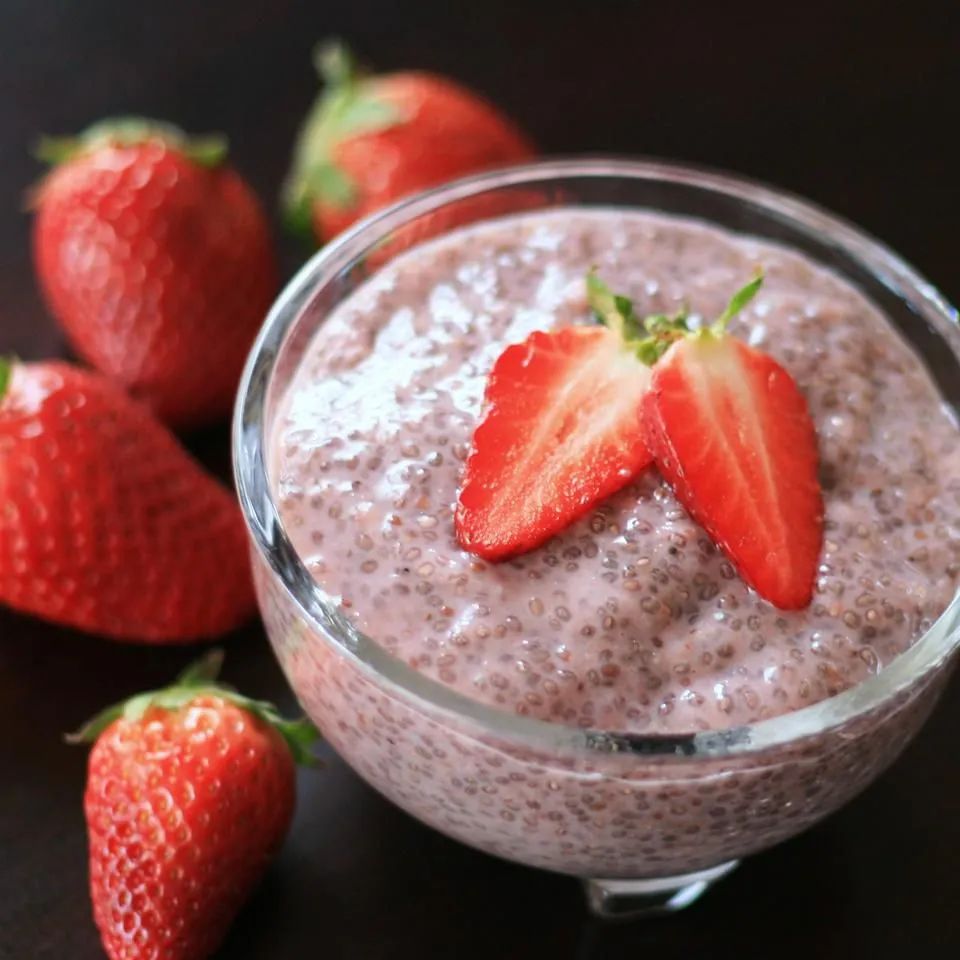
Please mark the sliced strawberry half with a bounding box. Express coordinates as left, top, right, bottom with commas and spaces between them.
642, 280, 823, 610
455, 276, 667, 560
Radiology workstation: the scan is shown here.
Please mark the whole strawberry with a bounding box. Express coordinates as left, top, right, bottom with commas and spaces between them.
32, 117, 278, 427
0, 359, 255, 641
282, 42, 536, 243
71, 651, 318, 960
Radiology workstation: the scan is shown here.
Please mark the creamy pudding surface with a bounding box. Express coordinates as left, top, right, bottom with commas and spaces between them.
272, 209, 960, 735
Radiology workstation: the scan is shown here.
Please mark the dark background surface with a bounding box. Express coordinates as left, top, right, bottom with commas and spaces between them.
1, 1, 958, 957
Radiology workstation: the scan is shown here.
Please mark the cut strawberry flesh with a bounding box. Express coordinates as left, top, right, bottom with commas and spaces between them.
456, 326, 653, 560
642, 333, 823, 609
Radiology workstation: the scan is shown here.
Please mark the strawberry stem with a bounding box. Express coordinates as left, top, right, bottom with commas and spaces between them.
314, 38, 358, 89
66, 650, 321, 766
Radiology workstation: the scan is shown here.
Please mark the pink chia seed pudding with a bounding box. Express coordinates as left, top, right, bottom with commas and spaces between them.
258, 204, 960, 883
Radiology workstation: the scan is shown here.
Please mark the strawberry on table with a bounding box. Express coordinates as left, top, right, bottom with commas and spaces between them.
70, 651, 318, 960
641, 276, 823, 610
32, 117, 278, 427
0, 359, 255, 642
282, 41, 536, 244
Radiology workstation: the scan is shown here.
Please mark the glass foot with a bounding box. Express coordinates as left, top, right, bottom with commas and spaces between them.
583, 860, 740, 919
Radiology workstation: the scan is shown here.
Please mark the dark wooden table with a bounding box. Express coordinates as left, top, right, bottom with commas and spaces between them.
2, 2, 958, 957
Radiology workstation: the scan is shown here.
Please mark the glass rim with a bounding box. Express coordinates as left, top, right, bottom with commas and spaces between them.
233, 156, 960, 760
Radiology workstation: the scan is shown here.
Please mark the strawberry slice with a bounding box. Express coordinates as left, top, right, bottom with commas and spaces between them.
642, 278, 823, 609
455, 276, 670, 560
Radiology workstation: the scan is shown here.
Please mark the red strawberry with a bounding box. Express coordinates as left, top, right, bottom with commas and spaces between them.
0, 359, 255, 641
71, 651, 318, 960
32, 117, 278, 427
455, 275, 671, 560
641, 277, 823, 609
282, 42, 535, 243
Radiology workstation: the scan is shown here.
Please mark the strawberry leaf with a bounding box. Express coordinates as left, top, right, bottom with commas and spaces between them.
309, 162, 357, 209
175, 648, 225, 686
0, 356, 13, 403
587, 270, 642, 340
35, 117, 228, 168
334, 94, 401, 140
587, 272, 767, 362
33, 137, 80, 166
712, 272, 764, 333
64, 703, 125, 745
182, 135, 229, 168
282, 40, 403, 238
587, 272, 689, 365
66, 650, 321, 766
635, 339, 666, 366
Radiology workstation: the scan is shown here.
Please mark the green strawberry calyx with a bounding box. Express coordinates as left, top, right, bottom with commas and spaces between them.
66, 649, 320, 766
587, 270, 764, 365
281, 39, 403, 237
0, 356, 13, 404
36, 116, 228, 169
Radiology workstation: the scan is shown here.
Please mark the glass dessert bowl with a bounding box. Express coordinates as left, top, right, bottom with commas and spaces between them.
234, 159, 960, 918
